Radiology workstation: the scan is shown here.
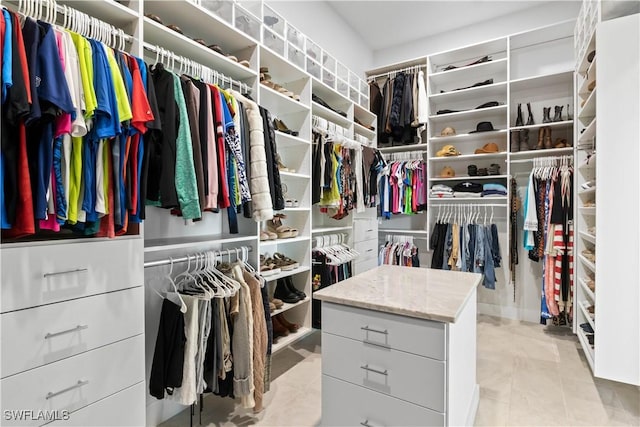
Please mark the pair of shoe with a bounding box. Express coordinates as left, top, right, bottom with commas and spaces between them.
273, 118, 299, 136
274, 277, 306, 304
580, 323, 594, 334
312, 94, 347, 117
269, 297, 284, 312
515, 103, 535, 127
510, 129, 531, 152
260, 254, 281, 276
260, 67, 301, 101
266, 213, 299, 239
272, 314, 300, 341
542, 105, 566, 123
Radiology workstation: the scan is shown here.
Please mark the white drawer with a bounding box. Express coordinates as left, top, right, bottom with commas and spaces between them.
322, 375, 445, 427
1, 238, 143, 313
1, 287, 144, 378
1, 335, 144, 427
353, 219, 377, 243
354, 239, 379, 261
47, 382, 145, 426
322, 302, 446, 360
353, 257, 378, 276
323, 333, 446, 412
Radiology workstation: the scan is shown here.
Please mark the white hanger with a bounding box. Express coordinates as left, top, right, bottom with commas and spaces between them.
153, 258, 187, 313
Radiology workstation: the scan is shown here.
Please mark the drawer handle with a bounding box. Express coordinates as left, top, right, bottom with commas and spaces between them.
365, 229, 374, 232
366, 249, 374, 252
361, 326, 388, 335
43, 268, 88, 278
46, 380, 89, 400
360, 365, 388, 376
45, 325, 89, 339
361, 420, 381, 427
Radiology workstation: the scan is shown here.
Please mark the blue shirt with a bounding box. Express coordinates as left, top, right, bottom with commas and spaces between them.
1, 9, 13, 103
89, 40, 119, 140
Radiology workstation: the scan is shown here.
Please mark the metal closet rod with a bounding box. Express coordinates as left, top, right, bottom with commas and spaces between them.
144, 246, 253, 269
142, 43, 251, 94
510, 154, 574, 164
367, 64, 427, 81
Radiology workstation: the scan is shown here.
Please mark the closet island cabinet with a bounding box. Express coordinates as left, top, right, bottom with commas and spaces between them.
315, 265, 481, 427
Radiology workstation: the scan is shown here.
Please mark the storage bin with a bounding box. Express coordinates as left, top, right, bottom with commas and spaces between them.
263, 4, 284, 36
307, 38, 321, 63
350, 86, 359, 103
263, 26, 285, 56
323, 68, 336, 89
337, 78, 349, 97
307, 58, 321, 79
337, 62, 349, 81
234, 4, 260, 41
286, 22, 304, 49
323, 52, 336, 72
200, 0, 233, 23
287, 43, 305, 69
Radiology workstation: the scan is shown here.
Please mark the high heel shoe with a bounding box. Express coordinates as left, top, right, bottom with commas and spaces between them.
266, 213, 299, 239
526, 102, 535, 126
515, 103, 524, 127
273, 118, 299, 136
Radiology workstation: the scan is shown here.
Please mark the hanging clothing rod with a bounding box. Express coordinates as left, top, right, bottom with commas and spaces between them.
8, 0, 134, 47
430, 203, 507, 207
142, 43, 251, 94
144, 246, 253, 269
367, 64, 427, 81
510, 155, 574, 164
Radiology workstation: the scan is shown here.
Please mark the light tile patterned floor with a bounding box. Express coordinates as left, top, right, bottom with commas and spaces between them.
159, 315, 640, 427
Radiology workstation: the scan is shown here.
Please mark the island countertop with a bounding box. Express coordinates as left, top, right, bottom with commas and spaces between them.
313, 265, 481, 323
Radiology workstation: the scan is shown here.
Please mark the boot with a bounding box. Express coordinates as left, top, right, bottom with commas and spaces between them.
274, 278, 301, 303
515, 103, 524, 127
536, 128, 545, 150
285, 276, 306, 299
275, 314, 300, 333
542, 107, 552, 123
510, 131, 520, 152
526, 102, 535, 126
544, 126, 552, 149
520, 129, 530, 151
553, 105, 563, 122
567, 103, 572, 120
272, 316, 290, 337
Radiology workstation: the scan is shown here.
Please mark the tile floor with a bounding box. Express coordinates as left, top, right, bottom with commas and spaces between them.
159, 315, 640, 427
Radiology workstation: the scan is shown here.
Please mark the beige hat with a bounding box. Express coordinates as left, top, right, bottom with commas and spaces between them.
439, 166, 456, 178
436, 144, 461, 157
441, 126, 456, 136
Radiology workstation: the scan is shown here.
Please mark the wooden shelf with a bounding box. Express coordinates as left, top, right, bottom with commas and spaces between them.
577, 327, 595, 372
274, 131, 311, 146
429, 58, 508, 87
354, 122, 376, 139
430, 175, 508, 182
579, 277, 596, 302
428, 105, 507, 123
579, 301, 596, 330
280, 171, 311, 179
510, 147, 574, 160
259, 84, 310, 115
269, 297, 311, 318
378, 145, 428, 153
312, 226, 352, 234
509, 70, 574, 92
430, 152, 508, 162
264, 266, 311, 282
578, 88, 596, 124
579, 231, 596, 244
311, 101, 351, 128
430, 130, 508, 144
578, 118, 596, 144
578, 254, 596, 272
429, 82, 507, 104
260, 236, 311, 247
144, 234, 257, 253
510, 120, 573, 132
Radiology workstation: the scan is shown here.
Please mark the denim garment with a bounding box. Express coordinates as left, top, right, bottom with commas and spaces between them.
442, 223, 453, 270
482, 225, 497, 289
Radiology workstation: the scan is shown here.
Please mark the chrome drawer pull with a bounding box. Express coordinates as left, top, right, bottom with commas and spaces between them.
46, 380, 89, 399
361, 420, 381, 427
360, 365, 388, 376
360, 326, 388, 335
45, 325, 89, 339
43, 268, 88, 278
365, 229, 374, 232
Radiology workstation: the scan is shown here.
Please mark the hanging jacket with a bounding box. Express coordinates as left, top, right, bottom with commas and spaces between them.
259, 106, 284, 211
231, 90, 273, 221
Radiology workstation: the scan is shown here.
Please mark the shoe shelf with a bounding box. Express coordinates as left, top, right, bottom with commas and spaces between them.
260, 236, 311, 247
578, 88, 597, 124
579, 206, 596, 215
274, 131, 311, 147
428, 58, 508, 88
578, 186, 596, 197
510, 120, 573, 132
260, 44, 308, 83
578, 118, 597, 145
270, 297, 311, 318
272, 326, 314, 354
579, 230, 596, 244
577, 31, 596, 75
509, 147, 574, 159
429, 129, 508, 143
354, 122, 376, 139
144, 234, 257, 253
576, 326, 595, 370
428, 38, 508, 75
578, 61, 597, 98
428, 105, 507, 123
578, 254, 596, 273
259, 84, 310, 115
142, 17, 257, 81
264, 266, 311, 282
579, 277, 596, 302
428, 82, 508, 104
429, 152, 508, 162
509, 70, 575, 91
579, 300, 596, 328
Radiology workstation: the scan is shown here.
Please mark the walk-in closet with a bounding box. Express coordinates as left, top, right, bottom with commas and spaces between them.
1, 0, 639, 426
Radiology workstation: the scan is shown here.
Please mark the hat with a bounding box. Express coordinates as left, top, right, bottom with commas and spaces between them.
436, 145, 461, 157
469, 121, 496, 133
439, 166, 455, 178
474, 142, 500, 154
440, 126, 456, 136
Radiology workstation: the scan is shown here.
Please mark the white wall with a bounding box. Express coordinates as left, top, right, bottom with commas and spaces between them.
266, 0, 374, 76
371, 1, 580, 69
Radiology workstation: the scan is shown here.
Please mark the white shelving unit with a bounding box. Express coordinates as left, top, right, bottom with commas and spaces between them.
572, 10, 640, 386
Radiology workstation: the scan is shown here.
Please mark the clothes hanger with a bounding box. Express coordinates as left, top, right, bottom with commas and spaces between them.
154, 257, 188, 313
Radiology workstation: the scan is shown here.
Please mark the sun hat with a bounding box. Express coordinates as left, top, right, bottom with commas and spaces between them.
439, 166, 455, 177
474, 142, 500, 154
436, 145, 461, 157
440, 126, 456, 136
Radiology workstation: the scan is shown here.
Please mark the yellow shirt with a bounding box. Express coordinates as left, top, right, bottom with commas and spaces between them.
69, 32, 97, 119
104, 45, 132, 123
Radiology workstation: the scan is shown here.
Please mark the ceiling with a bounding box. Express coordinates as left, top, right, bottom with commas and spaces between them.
327, 1, 555, 50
